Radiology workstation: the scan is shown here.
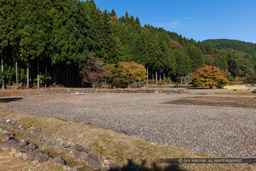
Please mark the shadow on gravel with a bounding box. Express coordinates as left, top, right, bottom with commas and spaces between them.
109, 159, 185, 171
0, 97, 23, 103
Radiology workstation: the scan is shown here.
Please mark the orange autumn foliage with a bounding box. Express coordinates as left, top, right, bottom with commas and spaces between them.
190, 65, 229, 88
104, 62, 146, 88
118, 62, 147, 83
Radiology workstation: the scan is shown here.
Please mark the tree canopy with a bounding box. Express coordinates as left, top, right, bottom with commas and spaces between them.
104, 62, 146, 88
190, 65, 229, 88
0, 0, 255, 88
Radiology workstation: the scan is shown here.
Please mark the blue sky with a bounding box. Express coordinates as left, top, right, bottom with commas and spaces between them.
94, 0, 256, 43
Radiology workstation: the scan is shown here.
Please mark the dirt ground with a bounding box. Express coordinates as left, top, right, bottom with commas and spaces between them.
0, 110, 255, 171
0, 150, 33, 170
1, 89, 256, 170
1, 93, 256, 159
0, 150, 61, 171
162, 96, 256, 108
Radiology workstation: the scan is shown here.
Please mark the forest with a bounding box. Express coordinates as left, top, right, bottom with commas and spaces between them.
203, 39, 256, 57
1, 0, 256, 89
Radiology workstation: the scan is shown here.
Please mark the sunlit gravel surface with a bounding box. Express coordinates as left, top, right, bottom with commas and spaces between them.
1, 93, 256, 158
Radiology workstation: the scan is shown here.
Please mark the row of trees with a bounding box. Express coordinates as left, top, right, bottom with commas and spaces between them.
1, 0, 255, 89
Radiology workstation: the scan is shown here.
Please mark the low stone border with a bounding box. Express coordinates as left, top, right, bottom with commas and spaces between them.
0, 87, 187, 97
44, 138, 104, 169
70, 88, 187, 94
0, 118, 111, 170
0, 128, 77, 170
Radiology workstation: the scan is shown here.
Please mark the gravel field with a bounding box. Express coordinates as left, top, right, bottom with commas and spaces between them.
1, 93, 256, 158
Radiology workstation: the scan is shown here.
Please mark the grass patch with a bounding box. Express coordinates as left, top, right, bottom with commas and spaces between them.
18, 117, 66, 131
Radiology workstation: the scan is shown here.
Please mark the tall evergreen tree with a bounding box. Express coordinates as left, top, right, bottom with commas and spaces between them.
135, 17, 140, 26
0, 0, 18, 89
175, 48, 191, 76
110, 9, 116, 17
2, 0, 252, 88
187, 45, 203, 71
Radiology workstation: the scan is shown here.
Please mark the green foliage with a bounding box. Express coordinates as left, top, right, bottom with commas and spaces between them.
187, 45, 203, 71
5, 66, 15, 85
226, 72, 235, 84
203, 39, 256, 56
213, 54, 228, 71
0, 70, 4, 84
174, 48, 191, 76
203, 39, 256, 80
110, 9, 116, 17
1, 0, 255, 88
104, 64, 127, 88
18, 68, 26, 84
243, 70, 256, 84
33, 74, 52, 87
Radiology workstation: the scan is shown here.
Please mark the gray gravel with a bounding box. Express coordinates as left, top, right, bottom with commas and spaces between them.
1, 93, 256, 158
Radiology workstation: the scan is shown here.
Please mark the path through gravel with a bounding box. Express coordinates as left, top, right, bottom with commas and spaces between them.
1, 93, 256, 158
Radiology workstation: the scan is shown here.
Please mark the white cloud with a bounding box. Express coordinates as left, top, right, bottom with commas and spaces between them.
152, 16, 206, 30
169, 20, 181, 29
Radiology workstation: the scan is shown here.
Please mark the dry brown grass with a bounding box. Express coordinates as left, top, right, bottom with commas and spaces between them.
0, 149, 64, 171
0, 88, 70, 97
188, 89, 254, 96
162, 96, 256, 109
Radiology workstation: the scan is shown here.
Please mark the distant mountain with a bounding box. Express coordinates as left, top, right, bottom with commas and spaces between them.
202, 39, 256, 56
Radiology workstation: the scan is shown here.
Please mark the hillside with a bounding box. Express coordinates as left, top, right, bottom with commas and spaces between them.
202, 39, 256, 56
1, 0, 256, 88
0, 0, 213, 88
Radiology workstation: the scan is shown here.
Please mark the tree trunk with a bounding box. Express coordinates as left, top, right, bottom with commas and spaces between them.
68, 66, 73, 87
26, 62, 29, 89
71, 69, 74, 87
155, 71, 158, 86
180, 76, 182, 85
45, 62, 47, 87
15, 59, 18, 86
1, 57, 5, 90
66, 69, 69, 86
37, 61, 40, 89
185, 76, 187, 85
53, 66, 57, 86
146, 67, 148, 85
77, 71, 80, 87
